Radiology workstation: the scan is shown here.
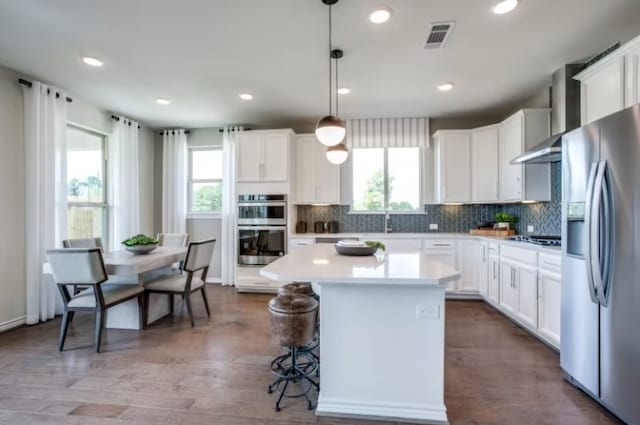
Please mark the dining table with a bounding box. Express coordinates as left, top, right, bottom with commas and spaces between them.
43, 246, 187, 330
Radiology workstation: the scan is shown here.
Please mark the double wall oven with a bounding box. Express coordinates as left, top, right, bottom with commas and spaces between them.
237, 194, 287, 266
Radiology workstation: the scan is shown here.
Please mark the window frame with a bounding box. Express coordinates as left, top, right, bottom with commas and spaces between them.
66, 123, 109, 245
351, 146, 423, 214
187, 146, 223, 216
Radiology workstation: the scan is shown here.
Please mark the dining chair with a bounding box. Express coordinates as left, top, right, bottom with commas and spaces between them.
157, 233, 189, 273
144, 238, 216, 327
46, 248, 145, 353
62, 237, 104, 250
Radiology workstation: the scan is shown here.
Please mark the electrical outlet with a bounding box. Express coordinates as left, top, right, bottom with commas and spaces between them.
429, 223, 438, 230
527, 225, 534, 233
416, 303, 440, 320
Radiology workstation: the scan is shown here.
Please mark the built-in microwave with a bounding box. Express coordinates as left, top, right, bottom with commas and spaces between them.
237, 194, 287, 226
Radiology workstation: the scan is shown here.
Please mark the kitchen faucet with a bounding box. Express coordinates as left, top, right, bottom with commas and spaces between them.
385, 213, 393, 233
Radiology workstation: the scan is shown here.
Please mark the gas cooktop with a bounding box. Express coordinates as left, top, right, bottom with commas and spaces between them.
507, 235, 562, 247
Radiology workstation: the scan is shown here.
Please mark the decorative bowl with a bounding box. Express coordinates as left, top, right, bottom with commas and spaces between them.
125, 243, 158, 255
334, 244, 377, 256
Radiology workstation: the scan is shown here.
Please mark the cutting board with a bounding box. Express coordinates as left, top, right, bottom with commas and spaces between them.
469, 228, 516, 237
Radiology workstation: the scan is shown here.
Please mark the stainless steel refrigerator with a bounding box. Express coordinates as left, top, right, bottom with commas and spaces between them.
561, 103, 640, 424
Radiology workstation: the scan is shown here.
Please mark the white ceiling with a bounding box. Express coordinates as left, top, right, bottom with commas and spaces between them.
1, 0, 639, 130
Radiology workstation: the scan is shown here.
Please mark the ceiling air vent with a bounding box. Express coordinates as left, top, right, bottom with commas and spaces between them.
424, 21, 455, 49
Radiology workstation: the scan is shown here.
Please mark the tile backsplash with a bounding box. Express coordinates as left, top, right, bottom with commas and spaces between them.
296, 163, 561, 236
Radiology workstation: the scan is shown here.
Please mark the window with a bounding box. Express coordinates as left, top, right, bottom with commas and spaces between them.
189, 147, 223, 213
66, 125, 108, 242
352, 147, 421, 212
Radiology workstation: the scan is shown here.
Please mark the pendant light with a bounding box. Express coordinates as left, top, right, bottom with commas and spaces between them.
315, 0, 346, 147
325, 49, 349, 164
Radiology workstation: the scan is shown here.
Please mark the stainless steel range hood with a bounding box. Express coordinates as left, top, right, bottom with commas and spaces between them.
511, 63, 583, 164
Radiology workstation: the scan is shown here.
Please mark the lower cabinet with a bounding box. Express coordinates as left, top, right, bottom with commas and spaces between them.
499, 259, 519, 315
459, 240, 482, 293
516, 263, 538, 329
537, 270, 561, 347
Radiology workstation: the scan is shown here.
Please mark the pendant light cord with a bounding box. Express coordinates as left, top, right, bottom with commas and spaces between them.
328, 4, 333, 116
335, 54, 339, 116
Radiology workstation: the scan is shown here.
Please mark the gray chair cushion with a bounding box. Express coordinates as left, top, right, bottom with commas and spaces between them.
144, 274, 204, 292
68, 284, 144, 308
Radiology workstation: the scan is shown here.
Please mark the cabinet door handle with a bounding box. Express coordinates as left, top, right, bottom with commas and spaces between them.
482, 246, 487, 262
433, 243, 452, 247
493, 261, 496, 279
511, 268, 515, 288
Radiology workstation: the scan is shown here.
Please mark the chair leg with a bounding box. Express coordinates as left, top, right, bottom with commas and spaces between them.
169, 294, 174, 315
95, 309, 106, 353
59, 310, 72, 351
138, 294, 146, 330
185, 293, 195, 328
201, 286, 211, 317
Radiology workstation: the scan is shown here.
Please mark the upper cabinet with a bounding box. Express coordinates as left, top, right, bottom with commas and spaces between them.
498, 109, 551, 202
471, 125, 499, 203
294, 134, 340, 204
575, 35, 640, 125
237, 130, 293, 182
433, 130, 472, 203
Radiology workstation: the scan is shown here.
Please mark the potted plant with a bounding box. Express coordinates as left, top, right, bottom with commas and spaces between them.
122, 234, 160, 255
494, 212, 518, 229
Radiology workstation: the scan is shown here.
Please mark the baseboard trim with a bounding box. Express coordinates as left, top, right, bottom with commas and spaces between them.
205, 277, 223, 284
316, 396, 448, 425
0, 316, 26, 333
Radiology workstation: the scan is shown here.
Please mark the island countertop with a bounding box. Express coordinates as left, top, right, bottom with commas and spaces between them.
260, 243, 460, 285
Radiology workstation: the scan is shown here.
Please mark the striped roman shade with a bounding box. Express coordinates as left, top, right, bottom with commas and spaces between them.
345, 117, 430, 149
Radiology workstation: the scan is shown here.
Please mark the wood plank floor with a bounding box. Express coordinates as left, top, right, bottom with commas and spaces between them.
0, 285, 621, 425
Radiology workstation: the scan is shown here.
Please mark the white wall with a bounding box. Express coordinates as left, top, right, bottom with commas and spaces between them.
154, 128, 223, 280
0, 65, 26, 331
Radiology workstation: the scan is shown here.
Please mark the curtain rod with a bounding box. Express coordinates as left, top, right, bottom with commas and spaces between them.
218, 128, 251, 133
159, 130, 191, 135
111, 115, 141, 129
18, 78, 73, 103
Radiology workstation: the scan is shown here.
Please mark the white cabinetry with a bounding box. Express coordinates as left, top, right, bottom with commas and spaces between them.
471, 125, 499, 203
537, 253, 562, 347
498, 245, 539, 330
423, 239, 458, 293
433, 130, 471, 203
574, 35, 640, 125
477, 241, 489, 297
516, 263, 539, 329
499, 259, 519, 315
487, 244, 500, 305
459, 239, 482, 293
294, 134, 340, 204
498, 109, 551, 202
237, 130, 292, 182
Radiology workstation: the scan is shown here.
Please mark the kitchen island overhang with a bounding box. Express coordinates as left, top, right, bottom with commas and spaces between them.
261, 244, 460, 424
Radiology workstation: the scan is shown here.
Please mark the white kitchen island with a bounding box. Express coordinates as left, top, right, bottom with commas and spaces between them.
260, 244, 460, 424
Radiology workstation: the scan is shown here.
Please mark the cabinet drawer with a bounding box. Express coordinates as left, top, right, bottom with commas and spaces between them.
488, 241, 500, 253
288, 238, 315, 249
500, 244, 537, 266
423, 239, 457, 249
538, 253, 562, 274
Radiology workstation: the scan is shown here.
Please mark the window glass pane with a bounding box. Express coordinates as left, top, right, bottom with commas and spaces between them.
352, 148, 385, 211
388, 147, 420, 211
67, 126, 104, 203
68, 206, 106, 239
191, 182, 223, 212
192, 149, 223, 180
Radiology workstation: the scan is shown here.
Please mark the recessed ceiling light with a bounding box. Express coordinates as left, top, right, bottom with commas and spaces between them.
369, 7, 391, 24
82, 56, 103, 67
239, 93, 253, 100
337, 87, 351, 95
492, 0, 519, 14
437, 82, 455, 92
156, 97, 171, 105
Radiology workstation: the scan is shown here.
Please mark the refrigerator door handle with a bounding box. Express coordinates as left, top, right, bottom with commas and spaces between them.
598, 161, 615, 307
584, 162, 600, 304
590, 160, 608, 306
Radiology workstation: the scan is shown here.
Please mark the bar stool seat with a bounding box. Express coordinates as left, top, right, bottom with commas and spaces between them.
268, 294, 319, 411
277, 282, 314, 297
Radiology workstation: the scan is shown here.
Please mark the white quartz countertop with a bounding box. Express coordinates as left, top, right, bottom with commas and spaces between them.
260, 244, 461, 285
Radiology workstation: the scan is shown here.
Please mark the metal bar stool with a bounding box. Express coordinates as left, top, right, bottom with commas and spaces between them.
268, 294, 319, 411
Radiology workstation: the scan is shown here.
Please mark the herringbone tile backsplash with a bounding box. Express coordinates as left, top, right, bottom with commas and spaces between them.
296, 163, 561, 236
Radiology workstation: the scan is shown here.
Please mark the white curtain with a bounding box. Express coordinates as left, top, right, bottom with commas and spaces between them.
162, 129, 188, 234
109, 117, 140, 249
221, 127, 242, 286
22, 81, 68, 324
